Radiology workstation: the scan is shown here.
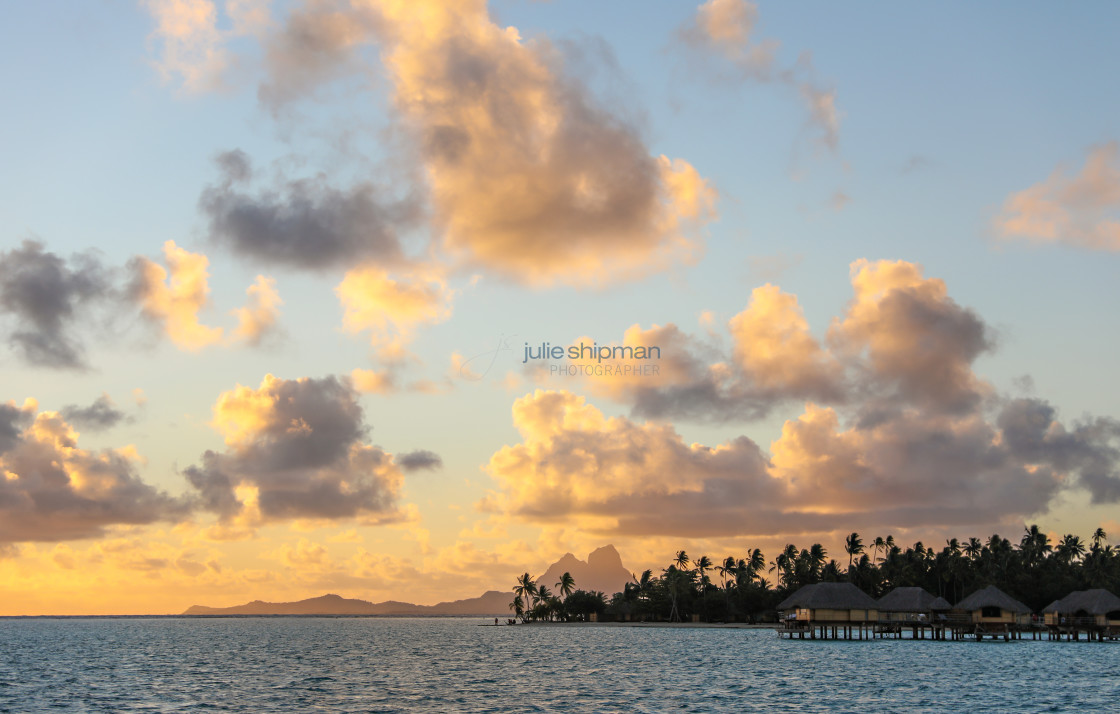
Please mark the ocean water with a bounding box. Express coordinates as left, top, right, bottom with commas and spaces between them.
0, 618, 1116, 713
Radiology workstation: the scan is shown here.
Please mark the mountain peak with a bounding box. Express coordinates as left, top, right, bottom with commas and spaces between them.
537, 544, 630, 597
587, 545, 623, 569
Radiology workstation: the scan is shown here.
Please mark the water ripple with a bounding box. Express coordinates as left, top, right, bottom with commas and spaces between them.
0, 619, 1117, 712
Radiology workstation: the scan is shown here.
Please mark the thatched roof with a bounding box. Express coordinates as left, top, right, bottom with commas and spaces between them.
877, 587, 951, 613
777, 582, 878, 610
954, 585, 1030, 613
1042, 589, 1120, 615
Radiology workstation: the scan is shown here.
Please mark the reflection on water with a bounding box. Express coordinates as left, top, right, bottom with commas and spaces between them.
0, 617, 1116, 712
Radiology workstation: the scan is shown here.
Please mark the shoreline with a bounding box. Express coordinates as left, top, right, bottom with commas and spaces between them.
497, 621, 781, 629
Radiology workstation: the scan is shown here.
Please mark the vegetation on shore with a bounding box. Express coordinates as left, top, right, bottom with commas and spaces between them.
509, 571, 608, 622
513, 526, 1120, 623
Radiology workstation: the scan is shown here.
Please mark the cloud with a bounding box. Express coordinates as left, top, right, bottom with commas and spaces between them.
559, 284, 842, 422
248, 0, 716, 287
0, 240, 116, 369
397, 450, 442, 472
349, 367, 396, 395
256, 0, 384, 112
997, 398, 1120, 504
680, 0, 777, 79
230, 275, 283, 345
336, 265, 454, 363
0, 399, 186, 544
565, 260, 991, 423
129, 240, 225, 350
199, 150, 419, 270
60, 395, 130, 432
183, 374, 412, 525
828, 259, 993, 415
130, 240, 283, 351
681, 0, 840, 152
2, 238, 280, 365
481, 389, 779, 536
141, 0, 230, 92
141, 0, 271, 93
388, 2, 717, 285
730, 284, 843, 399
481, 388, 1118, 539
994, 142, 1120, 251
797, 69, 840, 152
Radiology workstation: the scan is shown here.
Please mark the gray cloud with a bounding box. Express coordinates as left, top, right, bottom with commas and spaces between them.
60, 394, 130, 432
256, 0, 385, 113
185, 375, 410, 523
397, 449, 443, 472
0, 241, 116, 369
998, 398, 1120, 504
0, 407, 187, 544
199, 150, 419, 270
0, 403, 31, 453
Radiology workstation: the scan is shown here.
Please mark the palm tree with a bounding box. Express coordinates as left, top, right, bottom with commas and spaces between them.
872, 536, 886, 564
509, 598, 524, 622
1056, 534, 1086, 565
662, 565, 689, 622
513, 572, 537, 615
845, 532, 864, 570
535, 585, 554, 621
675, 550, 690, 571
695, 555, 713, 594
809, 543, 828, 577
717, 556, 736, 588
1092, 527, 1108, 552
556, 572, 575, 600
770, 544, 798, 588
964, 537, 982, 561
747, 548, 766, 579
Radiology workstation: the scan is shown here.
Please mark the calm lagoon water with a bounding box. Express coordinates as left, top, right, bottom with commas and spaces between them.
1, 617, 1116, 712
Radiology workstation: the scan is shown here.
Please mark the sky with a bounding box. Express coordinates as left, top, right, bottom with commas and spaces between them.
1, 0, 1119, 615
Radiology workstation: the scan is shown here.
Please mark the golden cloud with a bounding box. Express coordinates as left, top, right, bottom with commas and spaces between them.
230, 274, 282, 346
336, 265, 454, 363
994, 142, 1120, 251
131, 240, 224, 350
481, 388, 1118, 539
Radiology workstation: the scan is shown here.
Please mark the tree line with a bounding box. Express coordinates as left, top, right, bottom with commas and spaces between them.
511, 526, 1120, 623
509, 571, 609, 622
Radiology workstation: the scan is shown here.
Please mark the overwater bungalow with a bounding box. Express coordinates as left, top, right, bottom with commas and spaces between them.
875, 587, 952, 640
1042, 589, 1120, 641
777, 582, 878, 640
949, 585, 1032, 641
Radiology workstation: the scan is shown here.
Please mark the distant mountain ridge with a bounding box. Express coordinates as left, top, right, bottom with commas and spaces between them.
183, 591, 512, 616
183, 545, 633, 616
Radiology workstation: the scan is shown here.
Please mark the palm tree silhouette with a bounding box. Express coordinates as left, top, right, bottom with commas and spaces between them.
1092, 527, 1108, 551
872, 536, 886, 564
845, 532, 864, 570
513, 572, 537, 616
674, 550, 690, 571
556, 572, 575, 600
694, 555, 713, 594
